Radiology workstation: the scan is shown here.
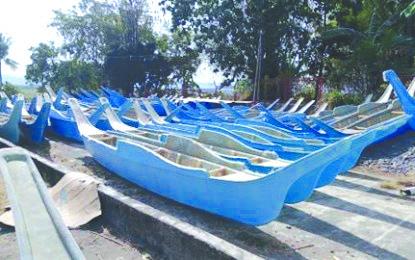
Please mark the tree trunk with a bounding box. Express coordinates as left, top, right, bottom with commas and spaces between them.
315, 61, 324, 103
314, 3, 326, 103
283, 77, 291, 101
0, 61, 2, 86
182, 83, 189, 98
315, 76, 324, 103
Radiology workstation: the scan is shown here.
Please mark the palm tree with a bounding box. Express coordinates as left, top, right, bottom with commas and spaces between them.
0, 33, 18, 86
320, 1, 415, 96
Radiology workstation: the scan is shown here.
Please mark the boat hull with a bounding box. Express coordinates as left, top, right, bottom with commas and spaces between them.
83, 138, 294, 225
20, 103, 51, 144
49, 117, 110, 142
0, 100, 23, 143
285, 115, 409, 202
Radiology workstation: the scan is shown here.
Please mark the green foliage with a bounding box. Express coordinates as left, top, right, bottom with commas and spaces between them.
0, 33, 18, 86
40, 0, 173, 95
51, 0, 124, 64
234, 80, 253, 100
295, 85, 316, 102
25, 43, 60, 87
20, 0, 415, 101
402, 1, 415, 17
56, 59, 101, 91
326, 90, 364, 108
1, 82, 18, 97
156, 29, 201, 97
104, 41, 172, 95
26, 43, 101, 91
162, 0, 317, 98
316, 0, 415, 96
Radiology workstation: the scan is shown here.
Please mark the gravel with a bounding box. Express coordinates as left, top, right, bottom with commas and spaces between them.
357, 130, 415, 175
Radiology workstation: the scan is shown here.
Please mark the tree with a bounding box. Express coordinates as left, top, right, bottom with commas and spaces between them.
156, 29, 202, 97
50, 0, 172, 95
0, 33, 18, 86
103, 0, 173, 95
51, 0, 124, 65
313, 0, 415, 96
162, 0, 319, 99
104, 39, 172, 95
25, 43, 60, 87
26, 42, 101, 91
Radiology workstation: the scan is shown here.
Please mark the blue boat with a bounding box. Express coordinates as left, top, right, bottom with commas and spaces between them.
384, 70, 415, 129
101, 87, 127, 108
163, 99, 346, 143
68, 83, 408, 225
317, 80, 415, 125
138, 99, 325, 160
27, 95, 43, 114
100, 97, 289, 174
154, 95, 410, 198
0, 94, 51, 144
46, 92, 110, 142
0, 97, 22, 143
20, 96, 51, 144
45, 86, 98, 111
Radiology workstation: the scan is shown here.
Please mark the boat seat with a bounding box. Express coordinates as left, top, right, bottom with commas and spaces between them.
250, 157, 264, 164
22, 114, 35, 123
93, 134, 117, 146
354, 126, 367, 130
155, 148, 171, 158
215, 172, 259, 181
209, 167, 229, 177
340, 128, 364, 134
177, 154, 203, 167
155, 148, 207, 168
257, 160, 291, 168
392, 111, 405, 115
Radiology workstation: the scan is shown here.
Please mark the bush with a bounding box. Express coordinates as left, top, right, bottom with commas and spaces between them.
295, 85, 315, 102
234, 80, 253, 100
326, 90, 364, 108
1, 82, 18, 97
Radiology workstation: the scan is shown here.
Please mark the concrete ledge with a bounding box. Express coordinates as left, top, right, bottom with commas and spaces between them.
0, 138, 261, 260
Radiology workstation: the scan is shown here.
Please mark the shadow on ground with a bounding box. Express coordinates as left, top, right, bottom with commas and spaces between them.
19, 131, 415, 259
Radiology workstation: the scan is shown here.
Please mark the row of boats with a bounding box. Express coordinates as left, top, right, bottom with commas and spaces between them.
0, 69, 413, 225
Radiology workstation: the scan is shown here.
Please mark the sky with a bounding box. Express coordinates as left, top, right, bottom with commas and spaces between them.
0, 0, 80, 84
0, 0, 223, 86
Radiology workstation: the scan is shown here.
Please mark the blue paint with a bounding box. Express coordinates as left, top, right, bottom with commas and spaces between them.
20, 101, 51, 144
48, 103, 110, 142
0, 99, 22, 143
68, 93, 410, 225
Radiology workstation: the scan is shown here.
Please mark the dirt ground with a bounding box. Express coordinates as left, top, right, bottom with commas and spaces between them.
2, 130, 410, 219
353, 165, 415, 190
0, 223, 152, 260
0, 134, 158, 259
1, 130, 415, 259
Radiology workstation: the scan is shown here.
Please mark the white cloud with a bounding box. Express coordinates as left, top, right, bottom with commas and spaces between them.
0, 0, 223, 84
0, 0, 79, 80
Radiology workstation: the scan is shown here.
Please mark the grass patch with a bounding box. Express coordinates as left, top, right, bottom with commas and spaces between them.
15, 86, 38, 99
380, 175, 415, 190
380, 181, 400, 190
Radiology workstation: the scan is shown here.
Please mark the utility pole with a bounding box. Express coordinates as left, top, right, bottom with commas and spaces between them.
253, 0, 264, 103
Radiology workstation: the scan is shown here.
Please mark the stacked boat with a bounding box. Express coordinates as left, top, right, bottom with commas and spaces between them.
0, 92, 51, 144
1, 69, 413, 225
52, 69, 411, 225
